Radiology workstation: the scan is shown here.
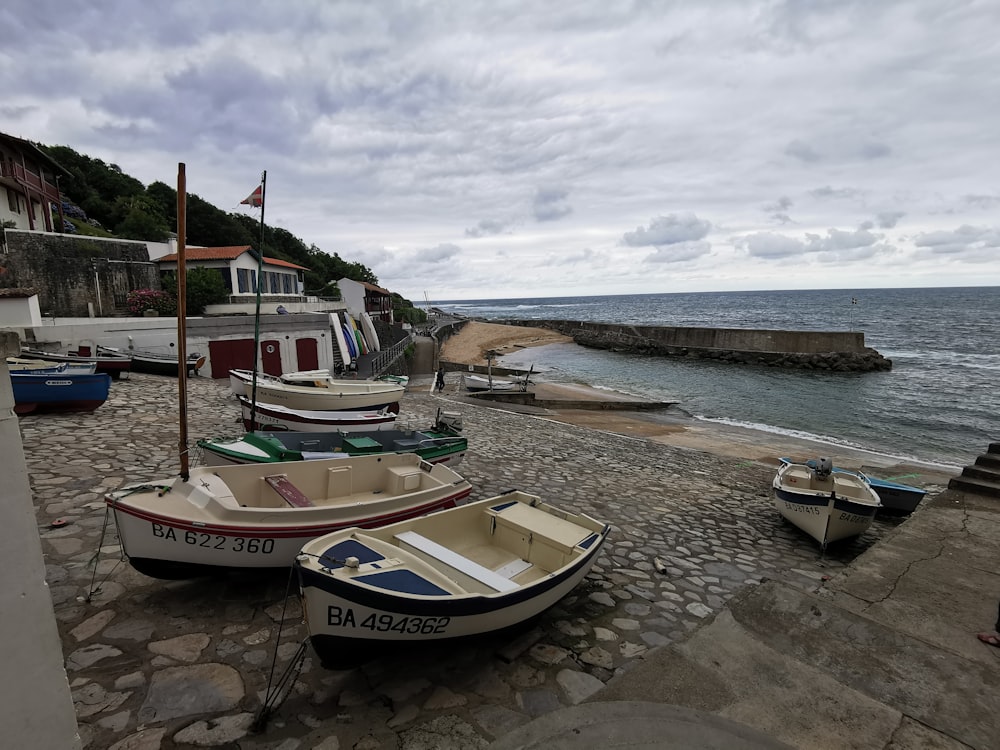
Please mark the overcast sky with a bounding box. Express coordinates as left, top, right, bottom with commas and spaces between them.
4, 1, 999, 301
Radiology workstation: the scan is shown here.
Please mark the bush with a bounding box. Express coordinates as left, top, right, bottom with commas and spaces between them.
126, 288, 176, 316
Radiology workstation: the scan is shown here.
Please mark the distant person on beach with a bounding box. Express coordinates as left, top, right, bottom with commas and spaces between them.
977, 601, 1000, 647
435, 367, 446, 392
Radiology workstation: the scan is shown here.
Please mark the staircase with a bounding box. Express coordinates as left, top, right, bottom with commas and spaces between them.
948, 442, 1000, 498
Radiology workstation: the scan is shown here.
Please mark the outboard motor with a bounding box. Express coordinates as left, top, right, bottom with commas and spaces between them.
813, 457, 833, 479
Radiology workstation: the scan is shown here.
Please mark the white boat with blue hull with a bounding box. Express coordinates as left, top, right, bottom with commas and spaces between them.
296, 490, 610, 668
772, 458, 882, 548
779, 457, 927, 515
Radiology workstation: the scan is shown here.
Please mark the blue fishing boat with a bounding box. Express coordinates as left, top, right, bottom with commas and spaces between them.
9, 371, 112, 414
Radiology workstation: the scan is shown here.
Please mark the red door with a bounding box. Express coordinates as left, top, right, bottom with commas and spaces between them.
260, 339, 282, 375
295, 338, 319, 371
208, 339, 256, 379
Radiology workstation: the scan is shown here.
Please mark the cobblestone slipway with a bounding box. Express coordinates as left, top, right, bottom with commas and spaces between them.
22, 374, 931, 749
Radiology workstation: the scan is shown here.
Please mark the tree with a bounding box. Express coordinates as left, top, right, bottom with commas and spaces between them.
162, 267, 230, 315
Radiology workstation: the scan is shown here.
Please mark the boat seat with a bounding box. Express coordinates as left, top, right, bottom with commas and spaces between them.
394, 531, 518, 592
264, 474, 314, 508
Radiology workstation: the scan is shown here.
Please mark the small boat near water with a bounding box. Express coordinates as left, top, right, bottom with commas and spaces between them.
462, 374, 520, 392
106, 452, 473, 579
296, 490, 610, 667
779, 457, 927, 515
773, 458, 882, 548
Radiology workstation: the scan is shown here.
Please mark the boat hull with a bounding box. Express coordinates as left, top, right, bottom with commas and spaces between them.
106, 455, 473, 577
230, 369, 403, 411
772, 463, 881, 547
238, 396, 398, 431
296, 493, 609, 667
22, 347, 131, 379
10, 372, 112, 414
131, 352, 206, 376
199, 428, 467, 467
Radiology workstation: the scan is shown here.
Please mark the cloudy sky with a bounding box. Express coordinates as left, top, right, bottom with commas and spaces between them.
4, 1, 999, 301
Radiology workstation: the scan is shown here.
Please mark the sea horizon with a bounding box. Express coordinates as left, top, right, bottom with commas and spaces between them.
426, 287, 998, 469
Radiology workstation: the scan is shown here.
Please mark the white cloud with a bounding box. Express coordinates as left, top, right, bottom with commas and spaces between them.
3, 0, 999, 298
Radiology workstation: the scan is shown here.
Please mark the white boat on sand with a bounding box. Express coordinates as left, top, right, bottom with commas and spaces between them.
772, 458, 881, 548
296, 490, 609, 667
462, 374, 521, 392
106, 453, 473, 579
238, 396, 398, 431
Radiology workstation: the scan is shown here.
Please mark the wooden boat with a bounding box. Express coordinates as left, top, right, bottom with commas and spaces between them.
228, 369, 403, 411
779, 457, 927, 514
9, 371, 112, 414
20, 346, 132, 380
102, 346, 205, 376
198, 412, 467, 467
296, 490, 610, 667
462, 374, 520, 392
238, 396, 398, 431
772, 458, 882, 548
7, 357, 97, 375
106, 452, 473, 579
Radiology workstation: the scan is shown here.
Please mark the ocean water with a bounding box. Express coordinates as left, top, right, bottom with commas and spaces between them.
427, 287, 1000, 468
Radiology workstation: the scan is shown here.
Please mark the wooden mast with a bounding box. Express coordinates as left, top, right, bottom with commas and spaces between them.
176, 163, 190, 481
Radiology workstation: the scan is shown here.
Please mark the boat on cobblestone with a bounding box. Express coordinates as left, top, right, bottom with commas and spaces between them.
199, 411, 466, 467
779, 457, 927, 515
237, 396, 398, 432
106, 452, 473, 579
229, 368, 403, 411
20, 346, 132, 380
772, 458, 881, 548
296, 490, 609, 667
10, 371, 112, 414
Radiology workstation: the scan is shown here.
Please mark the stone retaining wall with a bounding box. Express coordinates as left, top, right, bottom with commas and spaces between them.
497, 319, 892, 372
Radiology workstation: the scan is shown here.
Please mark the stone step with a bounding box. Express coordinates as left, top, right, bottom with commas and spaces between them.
948, 474, 1000, 498
989, 442, 1000, 455
976, 453, 1000, 470
964, 463, 1000, 482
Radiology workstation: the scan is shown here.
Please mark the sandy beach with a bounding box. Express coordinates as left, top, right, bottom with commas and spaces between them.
437, 320, 959, 487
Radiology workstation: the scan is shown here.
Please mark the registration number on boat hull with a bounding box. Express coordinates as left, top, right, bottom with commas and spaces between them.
325, 606, 451, 636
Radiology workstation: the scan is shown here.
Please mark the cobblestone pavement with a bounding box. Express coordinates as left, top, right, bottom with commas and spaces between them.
21, 374, 928, 749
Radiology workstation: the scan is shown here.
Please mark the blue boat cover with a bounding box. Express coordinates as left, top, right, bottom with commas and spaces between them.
355, 569, 450, 596
319, 539, 383, 568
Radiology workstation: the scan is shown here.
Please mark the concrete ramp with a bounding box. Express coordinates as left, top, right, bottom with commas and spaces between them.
594, 579, 997, 750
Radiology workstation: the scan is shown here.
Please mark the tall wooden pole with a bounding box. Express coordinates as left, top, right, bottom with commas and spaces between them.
249, 171, 267, 429
176, 163, 190, 481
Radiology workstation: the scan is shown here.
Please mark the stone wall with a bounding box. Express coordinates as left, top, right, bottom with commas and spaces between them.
1, 230, 159, 317
497, 319, 892, 372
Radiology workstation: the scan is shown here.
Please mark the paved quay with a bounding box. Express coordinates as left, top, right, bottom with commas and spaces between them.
19, 372, 997, 748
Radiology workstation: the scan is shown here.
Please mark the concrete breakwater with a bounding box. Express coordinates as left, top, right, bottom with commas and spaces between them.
495, 318, 892, 372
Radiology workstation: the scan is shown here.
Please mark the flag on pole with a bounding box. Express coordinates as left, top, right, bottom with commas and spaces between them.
241, 184, 263, 208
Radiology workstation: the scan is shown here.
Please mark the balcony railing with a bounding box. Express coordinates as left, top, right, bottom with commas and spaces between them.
0, 161, 61, 201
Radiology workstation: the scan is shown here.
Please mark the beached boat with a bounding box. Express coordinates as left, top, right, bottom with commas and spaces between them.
101, 346, 205, 376
296, 490, 610, 667
229, 369, 403, 411
238, 396, 398, 432
20, 346, 132, 380
779, 457, 927, 515
106, 452, 473, 579
7, 357, 97, 375
772, 458, 882, 548
462, 374, 520, 392
10, 371, 112, 414
199, 411, 466, 467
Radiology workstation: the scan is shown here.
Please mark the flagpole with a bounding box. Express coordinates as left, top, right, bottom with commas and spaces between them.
249, 171, 267, 429
176, 163, 190, 481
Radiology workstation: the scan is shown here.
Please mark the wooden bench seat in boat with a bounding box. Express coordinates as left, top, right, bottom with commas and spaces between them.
264, 474, 314, 507
488, 501, 592, 554
393, 531, 519, 593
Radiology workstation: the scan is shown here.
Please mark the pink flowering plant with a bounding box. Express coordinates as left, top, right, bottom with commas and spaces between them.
126, 288, 176, 316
